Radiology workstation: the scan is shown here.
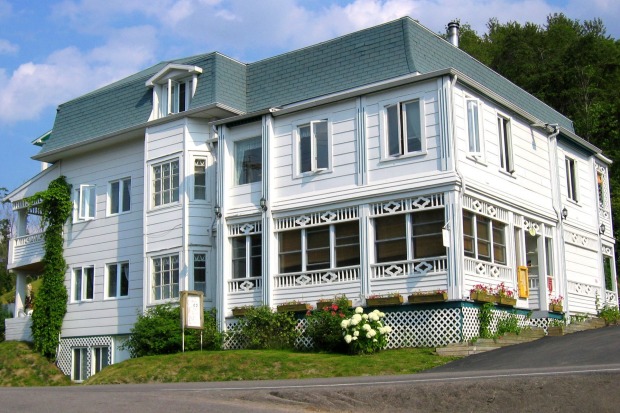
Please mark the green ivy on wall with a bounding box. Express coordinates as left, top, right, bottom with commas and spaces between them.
29, 176, 72, 360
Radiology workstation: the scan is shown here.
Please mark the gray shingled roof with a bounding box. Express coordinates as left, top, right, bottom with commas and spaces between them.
39, 17, 574, 157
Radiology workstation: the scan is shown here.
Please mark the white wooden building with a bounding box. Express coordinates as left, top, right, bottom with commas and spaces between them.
4, 18, 616, 380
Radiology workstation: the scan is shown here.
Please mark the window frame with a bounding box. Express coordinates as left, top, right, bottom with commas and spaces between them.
73, 265, 95, 302
234, 136, 262, 186
463, 210, 507, 266
383, 98, 426, 158
296, 119, 331, 175
152, 158, 180, 208
193, 158, 207, 201
278, 221, 360, 274
151, 253, 180, 302
465, 97, 483, 156
497, 114, 514, 174
374, 208, 446, 264
77, 184, 96, 221
231, 233, 262, 279
105, 261, 129, 299
565, 156, 579, 202
108, 177, 131, 215
92, 346, 110, 375
193, 252, 207, 294
160, 78, 191, 117
72, 347, 89, 382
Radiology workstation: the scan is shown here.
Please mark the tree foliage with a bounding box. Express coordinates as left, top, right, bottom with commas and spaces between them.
0, 187, 14, 296
29, 176, 72, 359
458, 14, 620, 271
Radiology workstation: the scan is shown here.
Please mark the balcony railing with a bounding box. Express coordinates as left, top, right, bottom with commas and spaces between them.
9, 232, 45, 268
274, 266, 359, 289
371, 257, 447, 279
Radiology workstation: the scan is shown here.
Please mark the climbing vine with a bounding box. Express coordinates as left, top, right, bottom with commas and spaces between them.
29, 176, 72, 359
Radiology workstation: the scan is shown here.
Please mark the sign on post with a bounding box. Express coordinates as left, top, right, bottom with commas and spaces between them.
180, 291, 204, 352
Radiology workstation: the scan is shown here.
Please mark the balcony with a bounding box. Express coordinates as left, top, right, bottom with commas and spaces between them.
8, 232, 45, 270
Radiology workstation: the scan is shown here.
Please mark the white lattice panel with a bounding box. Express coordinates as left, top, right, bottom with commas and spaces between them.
275, 207, 358, 230
463, 195, 508, 222
57, 336, 113, 378
383, 308, 462, 348
229, 221, 261, 236
370, 194, 444, 216
462, 307, 480, 340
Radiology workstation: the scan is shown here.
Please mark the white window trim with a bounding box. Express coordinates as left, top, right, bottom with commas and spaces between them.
293, 119, 332, 177
231, 232, 262, 279
150, 252, 182, 304
497, 113, 515, 174
77, 184, 96, 221
108, 177, 131, 216
379, 95, 427, 160
149, 156, 182, 210
465, 96, 485, 159
233, 136, 262, 186
145, 64, 202, 120
73, 265, 95, 302
192, 251, 208, 295
105, 261, 130, 299
72, 347, 89, 382
565, 156, 579, 203
192, 157, 207, 202
464, 211, 507, 266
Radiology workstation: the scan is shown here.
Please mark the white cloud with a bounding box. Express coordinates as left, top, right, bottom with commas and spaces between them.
0, 39, 18, 54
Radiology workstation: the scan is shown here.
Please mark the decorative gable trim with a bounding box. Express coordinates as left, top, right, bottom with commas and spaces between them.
145, 64, 203, 87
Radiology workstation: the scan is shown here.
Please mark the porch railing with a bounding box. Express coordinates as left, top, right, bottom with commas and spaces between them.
370, 257, 447, 279
464, 257, 512, 281
9, 232, 45, 267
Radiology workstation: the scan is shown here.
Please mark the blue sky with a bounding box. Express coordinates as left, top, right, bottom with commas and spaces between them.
1, 0, 619, 192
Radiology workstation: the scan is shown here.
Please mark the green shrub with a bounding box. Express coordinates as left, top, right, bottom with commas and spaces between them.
0, 307, 11, 341
305, 297, 353, 353
237, 306, 299, 350
598, 303, 620, 325
478, 302, 494, 338
340, 307, 392, 354
121, 305, 223, 358
495, 313, 521, 337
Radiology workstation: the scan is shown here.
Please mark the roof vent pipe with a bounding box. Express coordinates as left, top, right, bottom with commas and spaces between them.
447, 22, 460, 47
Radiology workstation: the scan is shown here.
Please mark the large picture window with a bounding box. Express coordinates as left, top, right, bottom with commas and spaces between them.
386, 100, 423, 156
463, 210, 506, 265
73, 266, 94, 302
235, 137, 262, 185
152, 254, 179, 300
279, 221, 360, 273
375, 208, 445, 263
153, 159, 179, 207
299, 120, 329, 173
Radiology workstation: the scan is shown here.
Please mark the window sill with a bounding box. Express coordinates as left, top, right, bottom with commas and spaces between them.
294, 168, 332, 179
107, 211, 131, 218
381, 151, 427, 163
103, 296, 130, 301
466, 154, 487, 166
148, 202, 182, 214
498, 169, 517, 179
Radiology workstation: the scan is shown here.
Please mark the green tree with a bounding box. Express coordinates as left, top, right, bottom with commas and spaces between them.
0, 187, 14, 296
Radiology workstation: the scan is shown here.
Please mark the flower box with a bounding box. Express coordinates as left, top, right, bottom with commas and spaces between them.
366, 295, 403, 307
549, 304, 563, 313
470, 291, 498, 303
316, 300, 352, 310
232, 307, 250, 317
408, 292, 448, 304
276, 303, 312, 313
498, 296, 517, 307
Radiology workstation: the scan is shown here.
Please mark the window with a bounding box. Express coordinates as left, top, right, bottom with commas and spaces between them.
78, 185, 96, 220
299, 120, 329, 173
153, 160, 179, 207
109, 178, 131, 214
235, 137, 262, 185
73, 348, 89, 381
545, 237, 554, 293
463, 210, 506, 265
73, 266, 94, 302
497, 115, 514, 173
386, 100, 423, 156
92, 347, 109, 374
161, 79, 190, 116
597, 171, 606, 208
375, 209, 445, 263
152, 254, 179, 300
603, 254, 615, 292
232, 234, 261, 278
193, 253, 207, 292
106, 262, 129, 298
194, 159, 206, 200
279, 221, 360, 273
565, 157, 578, 202
466, 99, 481, 153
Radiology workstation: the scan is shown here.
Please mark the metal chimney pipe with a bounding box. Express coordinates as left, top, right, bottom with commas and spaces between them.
447, 22, 460, 47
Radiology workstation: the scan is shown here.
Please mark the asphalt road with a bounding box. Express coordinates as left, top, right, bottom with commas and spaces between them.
2, 326, 619, 412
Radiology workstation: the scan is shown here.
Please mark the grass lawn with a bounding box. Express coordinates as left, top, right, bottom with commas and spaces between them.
0, 341, 459, 386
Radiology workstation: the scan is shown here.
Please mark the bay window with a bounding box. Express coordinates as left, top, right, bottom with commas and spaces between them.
153, 159, 179, 207
463, 210, 506, 265
152, 254, 179, 300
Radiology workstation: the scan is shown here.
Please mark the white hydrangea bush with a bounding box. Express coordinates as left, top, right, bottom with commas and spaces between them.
340, 307, 392, 354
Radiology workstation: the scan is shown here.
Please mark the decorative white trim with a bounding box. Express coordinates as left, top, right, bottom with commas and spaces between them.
273, 266, 359, 289
565, 231, 597, 251
229, 221, 262, 236
567, 281, 598, 298
370, 193, 444, 217
274, 206, 358, 230
463, 195, 508, 222
57, 336, 113, 378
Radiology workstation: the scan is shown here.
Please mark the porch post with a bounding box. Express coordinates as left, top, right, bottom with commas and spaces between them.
14, 271, 26, 318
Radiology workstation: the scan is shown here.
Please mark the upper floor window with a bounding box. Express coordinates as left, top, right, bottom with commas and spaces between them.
161, 79, 190, 116
109, 178, 131, 215
78, 185, 96, 220
73, 266, 94, 302
497, 115, 514, 173
106, 262, 129, 298
279, 221, 360, 274
374, 208, 445, 263
145, 64, 202, 120
463, 210, 506, 265
193, 253, 207, 293
597, 171, 606, 208
194, 158, 206, 200
152, 254, 179, 301
235, 136, 262, 185
386, 100, 423, 157
232, 234, 262, 279
153, 159, 179, 207
298, 120, 329, 173
565, 157, 578, 202
466, 99, 482, 153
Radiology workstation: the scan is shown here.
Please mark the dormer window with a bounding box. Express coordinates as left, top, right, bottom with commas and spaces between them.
146, 64, 203, 119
